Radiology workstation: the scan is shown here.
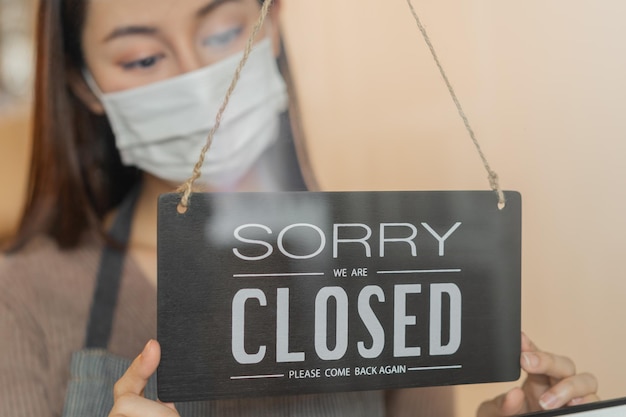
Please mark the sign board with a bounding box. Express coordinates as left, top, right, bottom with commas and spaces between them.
157, 191, 522, 402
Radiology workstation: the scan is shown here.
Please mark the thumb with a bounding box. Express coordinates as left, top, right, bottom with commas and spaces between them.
113, 339, 161, 400
499, 387, 529, 416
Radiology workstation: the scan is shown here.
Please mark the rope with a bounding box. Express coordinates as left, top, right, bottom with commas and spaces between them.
177, 0, 275, 212
177, 0, 506, 210
406, 0, 506, 208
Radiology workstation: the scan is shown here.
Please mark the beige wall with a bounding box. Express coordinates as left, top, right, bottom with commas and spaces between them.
281, 0, 626, 415
1, 0, 625, 414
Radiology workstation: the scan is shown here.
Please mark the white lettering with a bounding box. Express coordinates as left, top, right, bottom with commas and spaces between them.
379, 223, 418, 257
233, 224, 273, 261
276, 288, 305, 362
315, 287, 349, 360
429, 283, 462, 355
357, 286, 385, 358
333, 268, 348, 277
421, 222, 462, 256
324, 367, 351, 377
289, 369, 321, 379
393, 284, 422, 357
233, 221, 462, 261
277, 223, 326, 260
232, 289, 267, 364
232, 283, 462, 365
333, 224, 372, 258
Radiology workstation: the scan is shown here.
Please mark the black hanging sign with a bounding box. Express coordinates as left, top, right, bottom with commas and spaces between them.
157, 191, 522, 402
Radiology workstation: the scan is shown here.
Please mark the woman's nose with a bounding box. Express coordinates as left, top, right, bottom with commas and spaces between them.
177, 48, 204, 74
170, 34, 205, 74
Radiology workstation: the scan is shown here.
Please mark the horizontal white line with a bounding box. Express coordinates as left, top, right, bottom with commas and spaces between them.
377, 269, 462, 275
408, 365, 463, 371
233, 272, 325, 278
230, 374, 285, 380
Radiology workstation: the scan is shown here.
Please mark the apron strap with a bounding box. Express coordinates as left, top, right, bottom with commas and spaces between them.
85, 185, 142, 349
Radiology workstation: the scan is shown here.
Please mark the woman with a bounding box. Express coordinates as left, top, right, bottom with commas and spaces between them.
0, 0, 598, 416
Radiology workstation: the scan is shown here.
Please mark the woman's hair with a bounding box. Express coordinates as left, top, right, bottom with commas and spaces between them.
11, 0, 316, 250
11, 0, 140, 250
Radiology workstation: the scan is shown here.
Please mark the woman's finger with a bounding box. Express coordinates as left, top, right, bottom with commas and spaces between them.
477, 388, 528, 417
521, 332, 540, 353
477, 392, 507, 417
521, 350, 576, 380
111, 393, 178, 417
538, 373, 599, 410
568, 393, 601, 406
113, 340, 161, 401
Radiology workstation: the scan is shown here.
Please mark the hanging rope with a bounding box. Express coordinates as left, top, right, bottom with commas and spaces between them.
406, 0, 506, 208
177, 0, 275, 212
178, 0, 506, 210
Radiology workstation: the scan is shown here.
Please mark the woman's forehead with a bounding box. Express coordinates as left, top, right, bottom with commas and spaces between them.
83, 0, 254, 36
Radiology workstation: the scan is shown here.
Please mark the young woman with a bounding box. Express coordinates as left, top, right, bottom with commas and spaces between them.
0, 0, 599, 416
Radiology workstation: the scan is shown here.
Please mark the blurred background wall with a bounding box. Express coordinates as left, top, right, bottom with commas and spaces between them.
0, 105, 29, 242
0, 0, 33, 244
1, 0, 625, 415
280, 0, 626, 415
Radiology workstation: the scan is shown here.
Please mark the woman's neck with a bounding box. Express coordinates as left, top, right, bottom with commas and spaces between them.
125, 174, 172, 286
127, 166, 278, 286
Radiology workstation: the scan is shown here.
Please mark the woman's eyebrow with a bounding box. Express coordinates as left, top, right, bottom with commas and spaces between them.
196, 0, 241, 18
103, 26, 159, 43
102, 0, 242, 43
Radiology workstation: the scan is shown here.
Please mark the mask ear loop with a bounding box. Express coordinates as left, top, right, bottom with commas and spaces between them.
177, 0, 275, 213
406, 0, 506, 209
82, 69, 105, 99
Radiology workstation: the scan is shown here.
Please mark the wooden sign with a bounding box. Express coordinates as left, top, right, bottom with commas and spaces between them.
157, 191, 522, 402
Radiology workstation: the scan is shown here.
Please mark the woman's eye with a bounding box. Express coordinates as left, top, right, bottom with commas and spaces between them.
121, 54, 165, 71
202, 26, 244, 48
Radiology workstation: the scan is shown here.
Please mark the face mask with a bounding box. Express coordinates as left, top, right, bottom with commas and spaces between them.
85, 38, 288, 189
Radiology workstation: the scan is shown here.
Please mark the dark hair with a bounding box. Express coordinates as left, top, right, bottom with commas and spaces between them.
11, 0, 140, 250
10, 0, 316, 250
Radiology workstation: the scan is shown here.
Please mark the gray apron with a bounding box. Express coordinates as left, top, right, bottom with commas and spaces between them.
60, 182, 384, 417
61, 185, 154, 417
59, 187, 222, 416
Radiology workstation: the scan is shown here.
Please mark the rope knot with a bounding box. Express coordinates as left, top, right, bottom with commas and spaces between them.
487, 170, 506, 208
488, 171, 499, 191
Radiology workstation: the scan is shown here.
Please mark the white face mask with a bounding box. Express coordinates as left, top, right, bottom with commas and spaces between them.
85, 38, 288, 189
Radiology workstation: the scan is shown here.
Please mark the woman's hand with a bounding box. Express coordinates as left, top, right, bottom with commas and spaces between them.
477, 333, 599, 416
109, 340, 179, 417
